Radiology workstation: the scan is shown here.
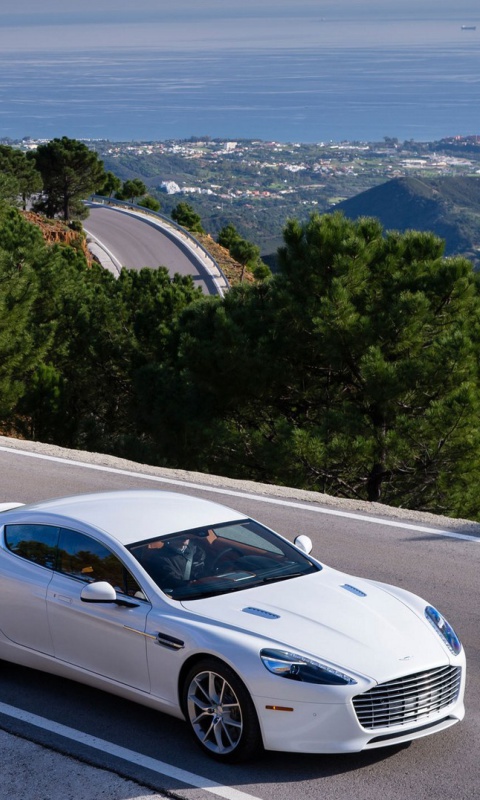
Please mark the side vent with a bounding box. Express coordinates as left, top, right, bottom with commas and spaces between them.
342, 584, 367, 597
156, 632, 184, 650
243, 607, 280, 620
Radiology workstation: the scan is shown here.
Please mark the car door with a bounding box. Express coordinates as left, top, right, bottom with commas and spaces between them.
144, 607, 191, 707
0, 523, 58, 655
46, 527, 151, 691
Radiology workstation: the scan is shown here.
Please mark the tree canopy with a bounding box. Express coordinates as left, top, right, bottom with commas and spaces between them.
33, 137, 106, 220
2, 205, 480, 520
174, 213, 480, 515
98, 171, 122, 199
171, 202, 205, 234
118, 178, 148, 203
0, 145, 42, 209
217, 223, 270, 280
138, 195, 161, 212
0, 206, 47, 419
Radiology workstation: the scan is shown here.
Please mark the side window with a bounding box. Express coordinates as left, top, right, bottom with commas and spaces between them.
57, 528, 143, 598
4, 525, 59, 569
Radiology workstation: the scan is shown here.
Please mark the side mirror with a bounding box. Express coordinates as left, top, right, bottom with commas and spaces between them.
0, 502, 25, 512
81, 580, 140, 608
81, 581, 117, 603
294, 534, 313, 555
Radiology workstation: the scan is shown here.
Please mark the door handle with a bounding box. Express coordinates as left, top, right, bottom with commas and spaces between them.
52, 593, 72, 604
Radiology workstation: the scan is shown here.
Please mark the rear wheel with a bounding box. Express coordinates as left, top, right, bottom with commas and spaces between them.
182, 658, 262, 762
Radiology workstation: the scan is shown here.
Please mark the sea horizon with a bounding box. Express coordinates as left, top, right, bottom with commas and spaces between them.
1, 9, 479, 145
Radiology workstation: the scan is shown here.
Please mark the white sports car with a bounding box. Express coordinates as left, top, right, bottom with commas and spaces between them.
0, 490, 465, 762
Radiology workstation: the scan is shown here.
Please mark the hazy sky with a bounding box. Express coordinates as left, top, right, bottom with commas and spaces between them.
1, 0, 479, 19
1, 1, 479, 52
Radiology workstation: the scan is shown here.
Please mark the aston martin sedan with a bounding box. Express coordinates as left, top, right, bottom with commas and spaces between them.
0, 490, 465, 762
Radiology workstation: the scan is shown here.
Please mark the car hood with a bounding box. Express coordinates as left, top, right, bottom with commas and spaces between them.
182, 568, 447, 681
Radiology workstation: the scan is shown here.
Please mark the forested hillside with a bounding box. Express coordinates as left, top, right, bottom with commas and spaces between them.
334, 176, 480, 266
2, 200, 480, 521
95, 138, 480, 263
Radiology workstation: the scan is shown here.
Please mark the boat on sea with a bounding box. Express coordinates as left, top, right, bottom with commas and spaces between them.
461, 25, 476, 30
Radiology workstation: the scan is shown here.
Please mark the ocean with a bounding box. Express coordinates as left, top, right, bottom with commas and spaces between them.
0, 15, 479, 144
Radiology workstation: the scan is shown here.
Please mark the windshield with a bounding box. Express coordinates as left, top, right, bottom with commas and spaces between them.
128, 518, 320, 600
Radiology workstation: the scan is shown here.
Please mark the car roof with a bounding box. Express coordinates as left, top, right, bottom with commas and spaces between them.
3, 490, 245, 546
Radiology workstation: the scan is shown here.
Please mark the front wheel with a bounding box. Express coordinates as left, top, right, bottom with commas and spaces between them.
182, 658, 262, 762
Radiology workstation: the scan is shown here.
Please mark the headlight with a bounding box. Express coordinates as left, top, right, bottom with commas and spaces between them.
425, 606, 462, 655
260, 648, 357, 685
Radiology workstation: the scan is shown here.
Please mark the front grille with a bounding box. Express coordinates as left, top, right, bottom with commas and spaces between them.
353, 665, 461, 730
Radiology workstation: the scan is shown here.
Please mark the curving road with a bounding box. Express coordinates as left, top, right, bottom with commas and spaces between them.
0, 438, 478, 800
83, 204, 224, 295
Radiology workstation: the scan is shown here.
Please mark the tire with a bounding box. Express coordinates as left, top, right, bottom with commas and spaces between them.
182, 658, 263, 763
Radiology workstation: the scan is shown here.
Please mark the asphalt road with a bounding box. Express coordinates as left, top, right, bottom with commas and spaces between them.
0, 438, 478, 800
83, 205, 221, 294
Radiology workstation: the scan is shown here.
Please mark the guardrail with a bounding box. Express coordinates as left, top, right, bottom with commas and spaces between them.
88, 195, 229, 295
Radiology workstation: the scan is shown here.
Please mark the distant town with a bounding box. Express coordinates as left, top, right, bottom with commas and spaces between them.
3, 134, 480, 253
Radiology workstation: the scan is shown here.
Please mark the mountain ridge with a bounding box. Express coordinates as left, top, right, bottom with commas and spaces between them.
332, 176, 480, 266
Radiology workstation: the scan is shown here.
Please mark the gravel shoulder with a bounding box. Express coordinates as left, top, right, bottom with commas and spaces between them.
1, 434, 479, 536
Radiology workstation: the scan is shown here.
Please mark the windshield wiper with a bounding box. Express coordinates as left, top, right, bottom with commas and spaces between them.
261, 571, 305, 583
175, 583, 256, 601
172, 567, 312, 600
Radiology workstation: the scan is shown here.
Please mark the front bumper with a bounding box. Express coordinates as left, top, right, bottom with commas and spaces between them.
254, 663, 466, 754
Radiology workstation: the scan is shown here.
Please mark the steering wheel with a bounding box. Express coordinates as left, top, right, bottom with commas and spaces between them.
210, 547, 241, 573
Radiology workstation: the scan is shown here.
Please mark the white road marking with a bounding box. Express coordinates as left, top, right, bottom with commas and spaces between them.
0, 701, 262, 800
0, 445, 479, 543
